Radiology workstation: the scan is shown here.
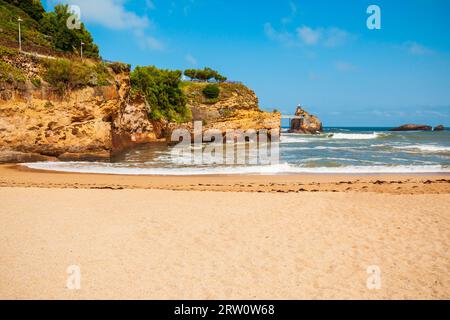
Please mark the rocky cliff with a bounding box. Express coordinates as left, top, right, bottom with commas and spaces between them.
182, 82, 280, 137
0, 49, 280, 162
0, 49, 170, 162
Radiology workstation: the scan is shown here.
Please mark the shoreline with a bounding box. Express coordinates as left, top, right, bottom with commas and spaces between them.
14, 162, 450, 176
1, 164, 449, 194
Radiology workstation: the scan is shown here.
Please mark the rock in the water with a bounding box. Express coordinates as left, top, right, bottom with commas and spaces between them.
288, 106, 323, 134
433, 125, 445, 131
389, 124, 432, 131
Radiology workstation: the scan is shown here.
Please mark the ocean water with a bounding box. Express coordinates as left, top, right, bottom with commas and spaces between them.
24, 127, 450, 175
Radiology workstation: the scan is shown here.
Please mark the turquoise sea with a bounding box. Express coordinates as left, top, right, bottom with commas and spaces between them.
24, 127, 450, 175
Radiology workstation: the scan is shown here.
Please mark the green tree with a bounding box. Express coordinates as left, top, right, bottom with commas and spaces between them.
213, 74, 227, 82
184, 69, 198, 80
40, 4, 99, 58
183, 67, 226, 82
3, 0, 45, 21
131, 66, 191, 123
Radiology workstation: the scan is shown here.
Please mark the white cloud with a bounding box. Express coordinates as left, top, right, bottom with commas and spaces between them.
49, 0, 164, 51
297, 26, 321, 45
402, 41, 434, 56
265, 23, 352, 48
281, 1, 297, 25
323, 28, 352, 47
142, 36, 164, 51
334, 61, 359, 72
51, 0, 150, 30
134, 29, 164, 51
296, 26, 351, 47
289, 1, 297, 15
185, 53, 197, 66
264, 23, 295, 47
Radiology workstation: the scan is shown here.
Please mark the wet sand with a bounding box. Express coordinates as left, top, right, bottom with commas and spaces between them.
0, 165, 449, 299
1, 164, 449, 194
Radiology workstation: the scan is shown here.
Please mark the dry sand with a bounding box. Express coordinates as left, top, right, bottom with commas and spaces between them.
0, 165, 449, 299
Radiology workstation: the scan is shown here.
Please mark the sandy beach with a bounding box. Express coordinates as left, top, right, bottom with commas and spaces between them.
0, 165, 449, 299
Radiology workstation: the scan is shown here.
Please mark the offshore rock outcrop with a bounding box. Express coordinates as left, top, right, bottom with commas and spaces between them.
288, 106, 323, 134
390, 124, 433, 132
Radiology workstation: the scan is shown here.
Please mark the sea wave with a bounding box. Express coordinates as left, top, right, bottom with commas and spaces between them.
281, 132, 388, 142
330, 132, 386, 140
22, 162, 450, 175
280, 136, 312, 144
392, 144, 450, 153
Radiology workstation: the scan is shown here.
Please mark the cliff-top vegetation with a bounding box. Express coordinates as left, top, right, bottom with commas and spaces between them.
184, 67, 227, 82
0, 0, 98, 58
130, 66, 192, 123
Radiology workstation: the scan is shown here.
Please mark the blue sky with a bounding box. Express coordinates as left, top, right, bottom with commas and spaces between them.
45, 0, 450, 126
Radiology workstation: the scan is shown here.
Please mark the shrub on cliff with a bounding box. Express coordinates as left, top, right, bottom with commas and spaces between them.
109, 62, 131, 74
184, 68, 227, 82
44, 59, 89, 95
202, 84, 220, 99
43, 58, 113, 95
130, 66, 192, 123
0, 60, 26, 83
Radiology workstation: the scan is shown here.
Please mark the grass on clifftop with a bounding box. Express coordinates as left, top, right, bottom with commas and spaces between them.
181, 81, 249, 105
0, 60, 25, 83
0, 45, 26, 83
43, 58, 114, 95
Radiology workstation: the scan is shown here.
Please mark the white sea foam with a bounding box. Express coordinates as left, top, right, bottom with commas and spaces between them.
281, 132, 387, 142
22, 162, 450, 175
312, 146, 367, 150
330, 132, 385, 140
393, 145, 450, 153
280, 136, 311, 144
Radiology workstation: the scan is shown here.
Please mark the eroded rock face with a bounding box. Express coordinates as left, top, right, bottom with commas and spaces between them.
0, 53, 280, 163
182, 82, 281, 139
390, 124, 433, 131
111, 77, 166, 155
0, 54, 163, 162
288, 107, 323, 134
0, 85, 119, 159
